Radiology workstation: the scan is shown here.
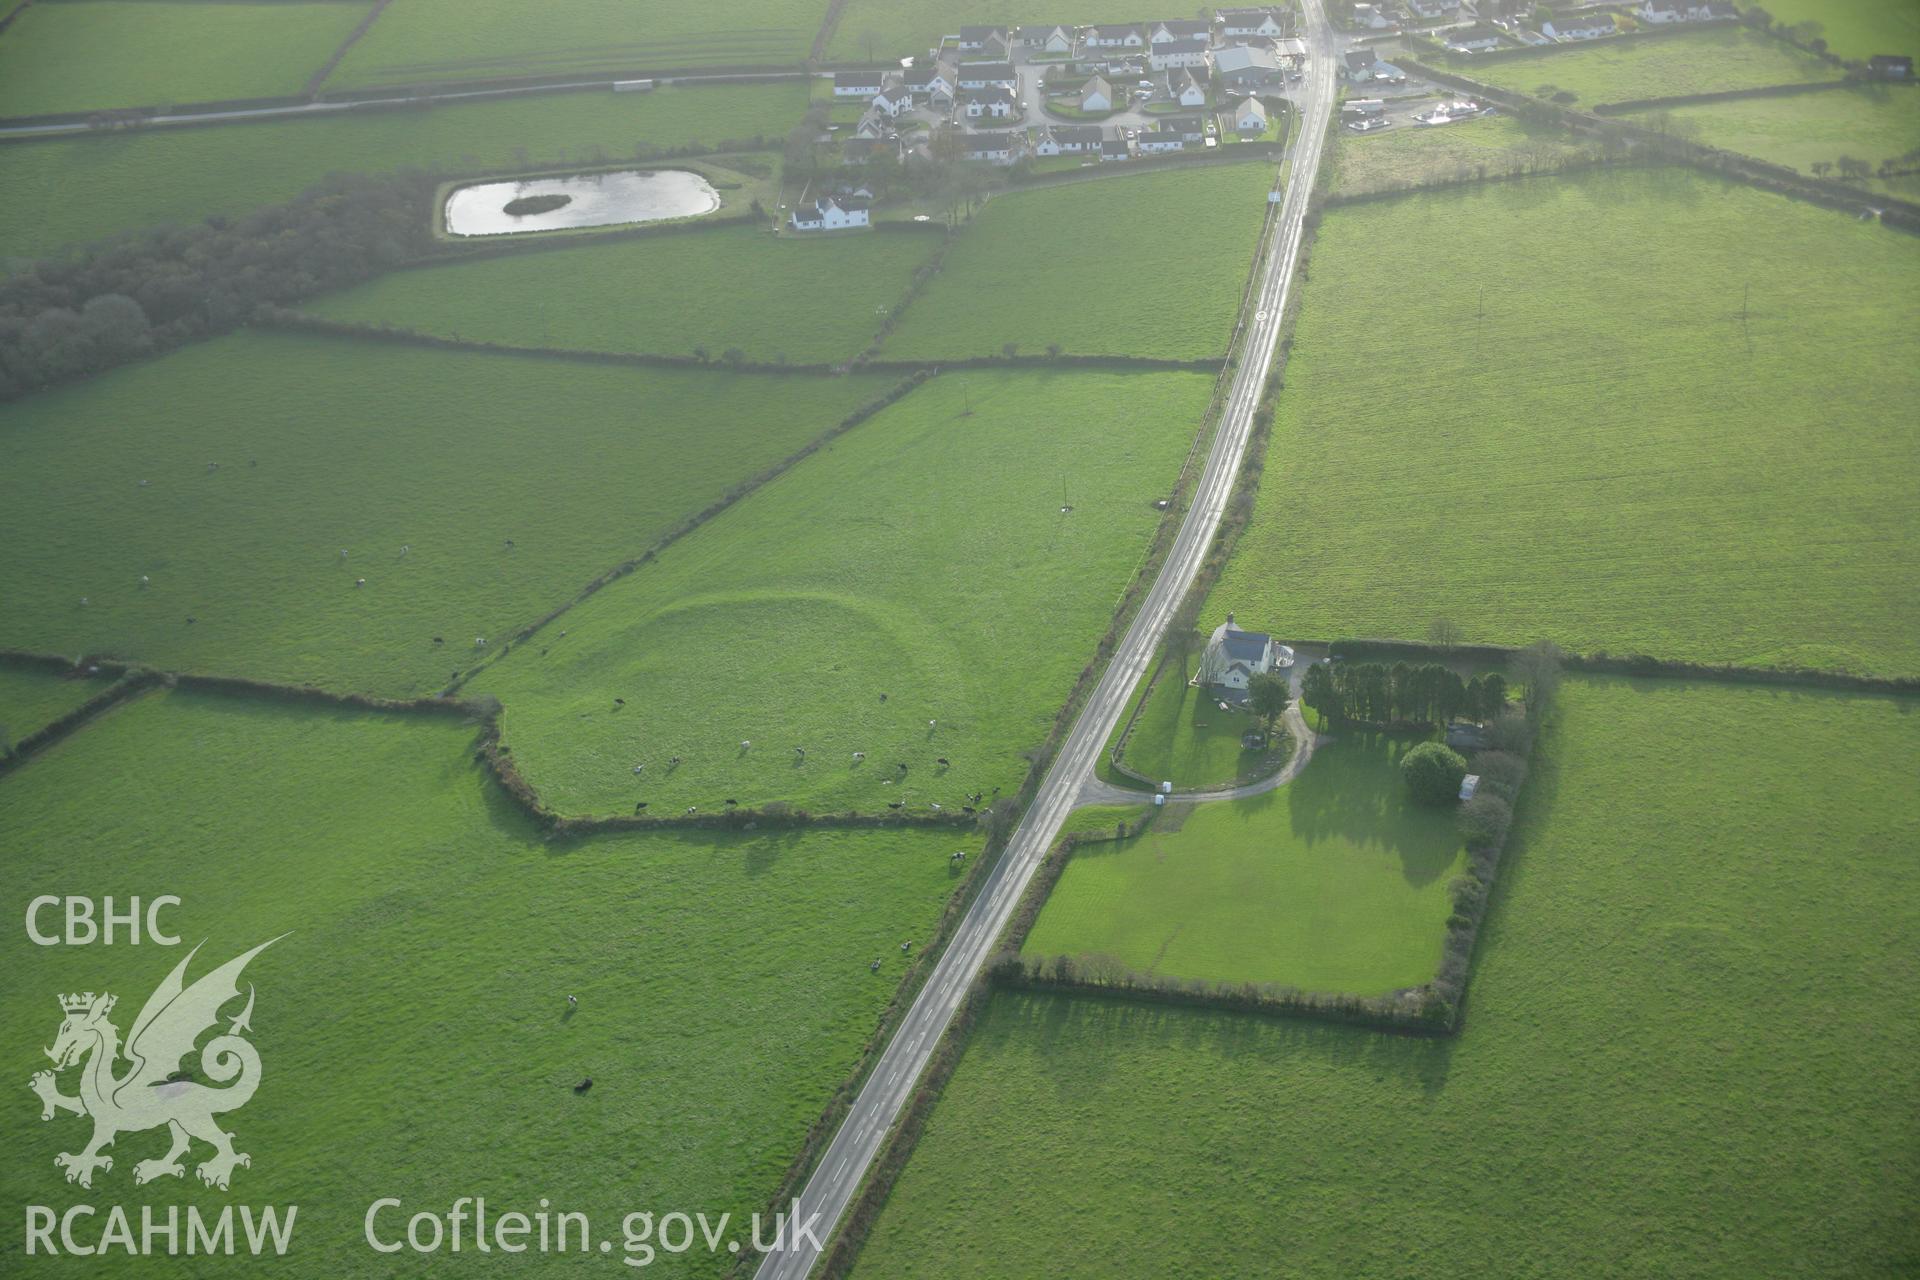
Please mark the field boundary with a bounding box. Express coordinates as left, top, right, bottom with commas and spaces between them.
306, 0, 396, 97
1593, 75, 1899, 115
0, 664, 163, 780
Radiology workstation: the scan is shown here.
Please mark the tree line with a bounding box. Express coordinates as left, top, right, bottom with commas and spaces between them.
1299, 660, 1507, 727
0, 171, 438, 403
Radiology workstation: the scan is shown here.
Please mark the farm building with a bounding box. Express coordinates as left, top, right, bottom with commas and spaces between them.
1196, 614, 1293, 699
1216, 44, 1286, 92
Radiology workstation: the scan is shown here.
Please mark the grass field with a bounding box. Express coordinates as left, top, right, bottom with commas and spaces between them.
823, 0, 1149, 61
1629, 83, 1920, 200
1468, 26, 1841, 106
0, 330, 897, 695
326, 0, 818, 88
851, 677, 1920, 1277
0, 685, 959, 1277
1208, 168, 1920, 675
0, 0, 372, 118
305, 225, 942, 364
1027, 732, 1466, 995
1330, 113, 1600, 196
879, 161, 1276, 362
0, 82, 804, 259
0, 664, 109, 743
471, 369, 1211, 816
1113, 653, 1292, 788
1753, 0, 1920, 62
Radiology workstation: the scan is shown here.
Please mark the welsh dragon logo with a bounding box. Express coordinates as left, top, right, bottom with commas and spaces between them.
29, 937, 282, 1191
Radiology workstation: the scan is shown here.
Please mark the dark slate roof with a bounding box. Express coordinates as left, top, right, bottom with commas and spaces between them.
1220, 629, 1270, 662
1051, 124, 1105, 144
836, 70, 886, 86
1345, 48, 1378, 69
959, 25, 1008, 41
1101, 137, 1131, 155
1151, 19, 1211, 40
960, 60, 1017, 78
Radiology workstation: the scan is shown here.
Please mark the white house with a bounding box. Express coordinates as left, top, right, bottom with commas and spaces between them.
1099, 136, 1134, 161
1350, 2, 1394, 29
1161, 66, 1210, 106
1164, 111, 1208, 141
1024, 24, 1078, 54
789, 193, 871, 231
853, 108, 890, 139
1196, 614, 1294, 698
1217, 6, 1289, 38
957, 25, 1010, 55
957, 60, 1017, 90
962, 86, 1017, 119
1233, 95, 1270, 133
1150, 18, 1212, 44
1406, 0, 1449, 19
1640, 0, 1730, 21
833, 70, 886, 98
1032, 123, 1104, 154
1149, 34, 1212, 69
871, 85, 914, 116
1544, 13, 1615, 39
1136, 127, 1187, 154
1085, 23, 1146, 48
1080, 74, 1115, 111
1444, 24, 1505, 51
962, 130, 1026, 164
903, 64, 955, 102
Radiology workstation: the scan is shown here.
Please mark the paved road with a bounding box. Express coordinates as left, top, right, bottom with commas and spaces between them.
753, 4, 1338, 1277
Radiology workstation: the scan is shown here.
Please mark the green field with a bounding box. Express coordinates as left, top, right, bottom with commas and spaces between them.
471, 369, 1210, 816
0, 664, 109, 743
879, 162, 1276, 362
824, 0, 1148, 61
1469, 26, 1841, 106
0, 685, 959, 1277
1331, 113, 1599, 196
1112, 654, 1292, 788
1751, 0, 1920, 61
1630, 82, 1920, 200
852, 677, 1920, 1277
305, 225, 942, 364
1209, 169, 1920, 675
0, 82, 805, 259
1028, 733, 1466, 995
0, 330, 896, 695
0, 0, 372, 118
327, 0, 818, 88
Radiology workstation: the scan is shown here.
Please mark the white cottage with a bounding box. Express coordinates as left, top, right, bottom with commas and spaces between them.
1196, 614, 1293, 698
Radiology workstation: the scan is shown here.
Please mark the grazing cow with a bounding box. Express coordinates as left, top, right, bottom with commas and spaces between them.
573, 1078, 593, 1093
355, 578, 366, 587
936, 757, 950, 766
853, 751, 866, 762
888, 801, 904, 810
635, 802, 649, 811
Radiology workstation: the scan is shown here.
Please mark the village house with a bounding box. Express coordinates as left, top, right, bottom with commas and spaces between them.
1149, 18, 1213, 44
1349, 2, 1395, 29
903, 63, 955, 104
1638, 0, 1733, 22
1160, 66, 1210, 107
1543, 12, 1616, 39
841, 135, 904, 166
1406, 0, 1449, 19
1217, 6, 1290, 39
1100, 135, 1135, 161
833, 70, 887, 98
1216, 43, 1286, 92
1150, 33, 1213, 69
1164, 111, 1209, 142
1032, 123, 1105, 155
1085, 23, 1147, 49
1343, 47, 1378, 80
1444, 23, 1505, 51
870, 84, 915, 117
962, 129, 1027, 164
1080, 73, 1116, 111
789, 192, 871, 231
1023, 23, 1079, 55
962, 86, 1019, 119
1136, 125, 1188, 153
853, 108, 891, 139
957, 60, 1018, 90
1233, 95, 1271, 133
1196, 614, 1294, 700
957, 25, 1011, 55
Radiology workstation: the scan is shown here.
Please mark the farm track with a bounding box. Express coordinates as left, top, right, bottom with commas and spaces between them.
750, 2, 1339, 1275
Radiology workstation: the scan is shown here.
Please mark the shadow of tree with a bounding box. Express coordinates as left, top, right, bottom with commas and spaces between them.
1285, 731, 1461, 889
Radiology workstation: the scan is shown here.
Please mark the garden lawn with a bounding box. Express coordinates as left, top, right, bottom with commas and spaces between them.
305, 225, 942, 364
471, 369, 1210, 816
326, 0, 817, 88
880, 161, 1276, 362
1627, 83, 1920, 200
1331, 112, 1600, 196
851, 676, 1920, 1278
1026, 732, 1466, 995
823, 0, 1148, 61
1752, 0, 1920, 62
1467, 25, 1840, 107
0, 664, 110, 741
1114, 652, 1292, 788
0, 82, 803, 258
0, 685, 959, 1278
0, 1, 371, 118
1209, 168, 1920, 675
0, 329, 896, 695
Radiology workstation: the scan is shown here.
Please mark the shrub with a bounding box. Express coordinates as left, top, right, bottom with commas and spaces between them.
1471, 749, 1529, 797
1459, 792, 1513, 849
1401, 741, 1467, 806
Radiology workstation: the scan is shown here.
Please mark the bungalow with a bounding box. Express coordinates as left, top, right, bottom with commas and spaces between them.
789, 193, 871, 231
1023, 24, 1079, 55
1196, 614, 1294, 700
957, 60, 1018, 90
1149, 18, 1212, 44
1161, 66, 1210, 106
853, 108, 891, 139
1136, 126, 1187, 153
870, 85, 915, 117
1099, 135, 1134, 160
957, 25, 1011, 55
1349, 2, 1395, 29
1085, 23, 1147, 49
1444, 23, 1505, 51
1032, 123, 1104, 154
1544, 12, 1615, 39
1232, 94, 1270, 133
903, 64, 955, 102
834, 70, 887, 98
1215, 43, 1286, 91
961, 86, 1018, 119
1150, 33, 1213, 68
1080, 74, 1115, 112
1217, 6, 1290, 39
962, 129, 1026, 164
1639, 0, 1728, 22
1869, 54, 1915, 78
1164, 111, 1208, 141
1406, 0, 1449, 18
1343, 46, 1379, 80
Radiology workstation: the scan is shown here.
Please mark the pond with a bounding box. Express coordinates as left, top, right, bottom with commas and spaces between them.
443, 169, 722, 236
